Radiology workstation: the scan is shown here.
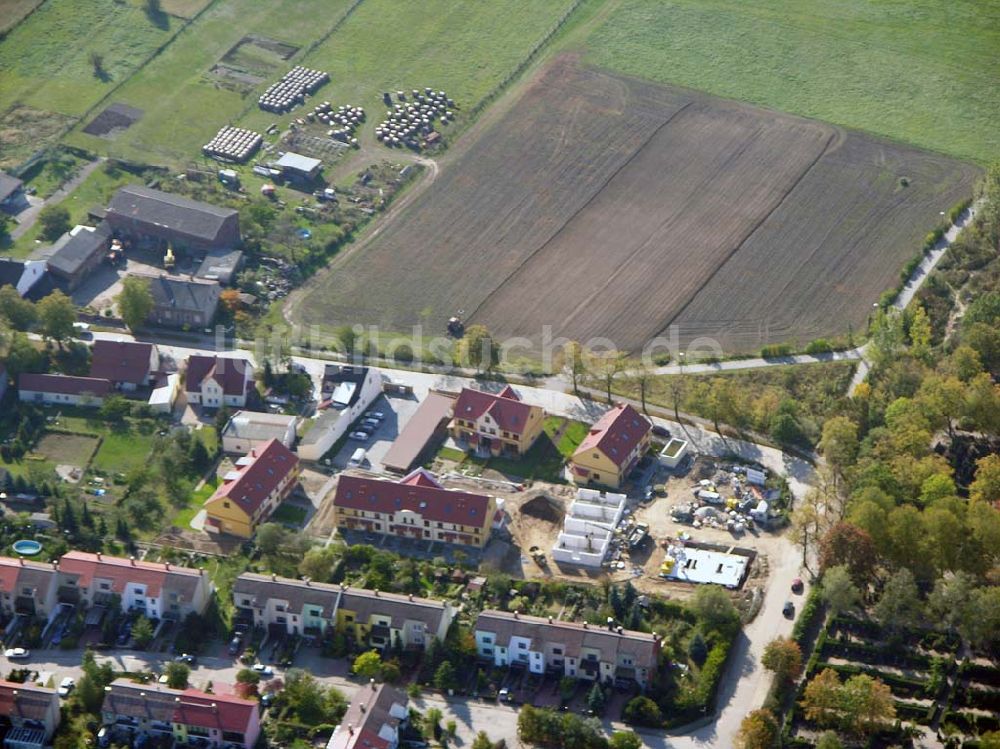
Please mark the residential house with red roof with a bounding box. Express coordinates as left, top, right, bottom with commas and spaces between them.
0, 557, 59, 619
232, 573, 455, 649
450, 386, 544, 458
57, 551, 212, 620
570, 404, 651, 489
17, 373, 111, 407
89, 340, 160, 392
184, 355, 254, 408
0, 680, 61, 748
101, 679, 260, 749
474, 609, 660, 689
327, 682, 408, 749
332, 468, 496, 548
203, 439, 300, 538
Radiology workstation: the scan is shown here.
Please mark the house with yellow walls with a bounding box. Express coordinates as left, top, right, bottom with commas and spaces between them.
231, 573, 455, 651
333, 469, 497, 549
570, 404, 651, 489
203, 439, 300, 538
450, 385, 544, 458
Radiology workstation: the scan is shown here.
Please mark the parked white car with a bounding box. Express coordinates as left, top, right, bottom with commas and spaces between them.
4, 648, 29, 660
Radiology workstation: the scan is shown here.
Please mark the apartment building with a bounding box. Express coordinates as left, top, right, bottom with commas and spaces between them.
570, 404, 652, 489
231, 573, 454, 650
203, 439, 300, 538
332, 469, 496, 548
101, 679, 260, 749
450, 386, 544, 458
474, 610, 660, 689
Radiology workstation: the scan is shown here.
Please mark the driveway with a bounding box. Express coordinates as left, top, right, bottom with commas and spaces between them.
15, 158, 105, 240
328, 393, 421, 472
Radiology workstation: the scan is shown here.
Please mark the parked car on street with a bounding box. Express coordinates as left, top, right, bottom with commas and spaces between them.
348, 431, 370, 441
783, 601, 795, 618
4, 648, 29, 659
57, 677, 75, 697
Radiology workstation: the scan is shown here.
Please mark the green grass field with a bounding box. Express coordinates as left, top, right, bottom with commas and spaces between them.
4, 162, 150, 258
67, 0, 355, 165
586, 0, 1000, 163
67, 0, 578, 166
0, 0, 179, 117
0, 0, 43, 33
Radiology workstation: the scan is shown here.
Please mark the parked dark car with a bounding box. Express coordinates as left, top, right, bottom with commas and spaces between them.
782, 601, 795, 618
652, 424, 671, 438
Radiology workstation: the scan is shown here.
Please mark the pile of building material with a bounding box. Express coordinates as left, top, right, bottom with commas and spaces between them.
375, 87, 454, 149
203, 126, 262, 163
660, 541, 750, 589
550, 488, 626, 568
307, 102, 364, 145
258, 66, 329, 113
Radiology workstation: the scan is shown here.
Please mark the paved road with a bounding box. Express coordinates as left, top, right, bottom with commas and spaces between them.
848, 203, 978, 395
12, 158, 106, 241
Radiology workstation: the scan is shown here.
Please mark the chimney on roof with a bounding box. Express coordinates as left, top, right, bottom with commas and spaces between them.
18, 557, 23, 566
105, 687, 112, 693
374, 588, 379, 597
212, 703, 218, 713
583, 622, 588, 629
617, 626, 623, 634
130, 556, 136, 566
408, 594, 413, 601
360, 705, 366, 713
347, 725, 354, 736
513, 610, 519, 619
607, 617, 615, 632
97, 552, 102, 560
272, 573, 277, 581
370, 678, 376, 690
547, 616, 552, 624
304, 577, 311, 586
165, 563, 170, 570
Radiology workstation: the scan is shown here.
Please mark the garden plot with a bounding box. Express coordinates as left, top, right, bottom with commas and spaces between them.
82, 103, 144, 138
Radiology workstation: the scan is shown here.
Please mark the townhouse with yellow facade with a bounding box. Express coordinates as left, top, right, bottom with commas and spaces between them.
450, 386, 544, 458
203, 438, 300, 538
332, 468, 497, 549
231, 572, 455, 651
570, 403, 652, 489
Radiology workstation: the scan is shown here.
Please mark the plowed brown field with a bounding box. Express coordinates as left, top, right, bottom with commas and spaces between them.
296, 57, 978, 354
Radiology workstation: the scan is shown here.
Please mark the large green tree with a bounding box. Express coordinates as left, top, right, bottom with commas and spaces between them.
37, 290, 76, 347
117, 276, 154, 330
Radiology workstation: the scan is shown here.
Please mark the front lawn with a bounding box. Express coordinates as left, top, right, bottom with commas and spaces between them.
171, 476, 218, 530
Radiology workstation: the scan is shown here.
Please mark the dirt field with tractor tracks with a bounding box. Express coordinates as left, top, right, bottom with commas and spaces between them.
296, 56, 977, 354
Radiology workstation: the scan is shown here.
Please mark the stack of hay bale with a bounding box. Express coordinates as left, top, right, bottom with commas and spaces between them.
202, 125, 263, 162
258, 66, 330, 113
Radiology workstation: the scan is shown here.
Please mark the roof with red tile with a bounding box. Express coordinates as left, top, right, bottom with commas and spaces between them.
207, 439, 299, 518
58, 551, 204, 599
453, 387, 538, 435
0, 557, 58, 601
573, 404, 651, 468
327, 683, 406, 749
175, 688, 257, 733
185, 355, 252, 397
0, 680, 58, 721
89, 340, 155, 385
18, 373, 112, 397
334, 471, 491, 527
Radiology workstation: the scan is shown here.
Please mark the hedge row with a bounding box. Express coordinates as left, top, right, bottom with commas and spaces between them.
815, 661, 928, 700
819, 639, 932, 671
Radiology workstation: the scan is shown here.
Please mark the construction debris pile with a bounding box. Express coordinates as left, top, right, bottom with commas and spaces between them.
202, 126, 263, 163
669, 464, 775, 534
376, 87, 455, 150
305, 102, 365, 146
258, 66, 330, 113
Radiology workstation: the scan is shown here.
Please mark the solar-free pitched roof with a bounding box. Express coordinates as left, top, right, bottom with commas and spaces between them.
0, 680, 57, 722
453, 386, 537, 435
89, 340, 154, 385
206, 438, 298, 517
58, 551, 203, 600
185, 355, 251, 396
0, 172, 23, 203
148, 276, 221, 316
18, 373, 112, 397
334, 470, 490, 527
108, 185, 237, 245
573, 403, 651, 468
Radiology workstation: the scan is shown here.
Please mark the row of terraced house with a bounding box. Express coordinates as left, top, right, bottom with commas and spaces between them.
229, 572, 659, 689
0, 552, 213, 621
